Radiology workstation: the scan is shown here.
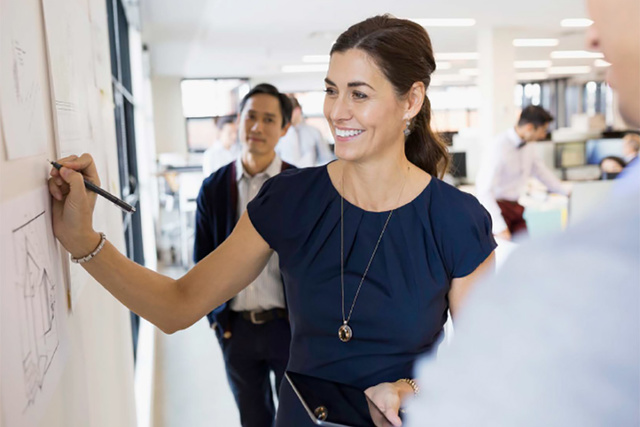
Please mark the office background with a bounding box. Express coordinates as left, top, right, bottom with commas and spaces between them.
0, 1, 635, 427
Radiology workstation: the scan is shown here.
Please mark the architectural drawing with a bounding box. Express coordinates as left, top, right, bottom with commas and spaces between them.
12, 211, 60, 408
0, 0, 49, 159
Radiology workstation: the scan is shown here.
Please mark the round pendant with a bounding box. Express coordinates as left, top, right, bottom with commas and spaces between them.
338, 323, 353, 342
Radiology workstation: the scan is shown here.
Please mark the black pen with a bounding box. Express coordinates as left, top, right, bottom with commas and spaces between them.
49, 160, 137, 213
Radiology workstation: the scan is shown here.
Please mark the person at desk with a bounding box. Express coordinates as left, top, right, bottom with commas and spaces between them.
476, 106, 570, 241
622, 132, 639, 166
276, 96, 335, 167
599, 155, 626, 179
47, 15, 497, 427
194, 84, 295, 427
202, 115, 239, 176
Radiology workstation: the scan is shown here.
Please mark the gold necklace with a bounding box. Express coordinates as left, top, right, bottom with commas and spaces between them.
338, 166, 410, 342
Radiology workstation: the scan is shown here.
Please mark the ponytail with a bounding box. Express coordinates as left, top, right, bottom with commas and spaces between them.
406, 96, 450, 178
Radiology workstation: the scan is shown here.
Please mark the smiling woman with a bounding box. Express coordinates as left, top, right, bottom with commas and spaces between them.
48, 14, 496, 427
325, 15, 450, 179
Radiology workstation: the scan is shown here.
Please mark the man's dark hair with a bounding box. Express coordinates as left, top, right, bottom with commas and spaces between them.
238, 83, 292, 128
518, 105, 554, 128
216, 114, 236, 130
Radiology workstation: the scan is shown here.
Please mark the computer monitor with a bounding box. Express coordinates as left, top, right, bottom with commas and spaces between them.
585, 138, 625, 165
554, 141, 586, 169
450, 152, 467, 178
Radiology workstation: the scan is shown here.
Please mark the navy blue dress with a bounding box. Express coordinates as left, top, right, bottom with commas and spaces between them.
247, 165, 497, 426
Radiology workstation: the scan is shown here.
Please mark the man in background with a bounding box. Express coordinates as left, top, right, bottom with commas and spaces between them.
276, 96, 334, 167
194, 84, 294, 427
407, 0, 639, 424
202, 115, 239, 176
476, 106, 570, 241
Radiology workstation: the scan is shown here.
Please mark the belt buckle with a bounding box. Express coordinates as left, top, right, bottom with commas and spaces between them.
249, 310, 267, 325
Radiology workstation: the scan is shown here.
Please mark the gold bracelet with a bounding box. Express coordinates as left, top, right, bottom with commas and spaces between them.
398, 378, 419, 396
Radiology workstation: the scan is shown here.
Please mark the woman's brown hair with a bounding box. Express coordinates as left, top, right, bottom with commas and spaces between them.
331, 15, 450, 177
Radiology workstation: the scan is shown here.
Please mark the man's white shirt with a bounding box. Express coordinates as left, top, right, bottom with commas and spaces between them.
476, 128, 568, 234
229, 155, 286, 312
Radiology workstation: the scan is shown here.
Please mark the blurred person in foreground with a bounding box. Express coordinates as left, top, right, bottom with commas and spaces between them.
406, 0, 639, 425
276, 96, 335, 167
622, 132, 639, 166
476, 105, 570, 242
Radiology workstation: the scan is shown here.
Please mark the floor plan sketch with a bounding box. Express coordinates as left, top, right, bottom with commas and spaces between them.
13, 211, 61, 407
1, 187, 69, 427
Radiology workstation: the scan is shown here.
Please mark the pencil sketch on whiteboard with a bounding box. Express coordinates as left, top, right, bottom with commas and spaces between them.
12, 211, 61, 408
0, 0, 49, 159
1, 187, 69, 427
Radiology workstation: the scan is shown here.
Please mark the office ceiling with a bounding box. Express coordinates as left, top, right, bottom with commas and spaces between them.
140, 0, 602, 85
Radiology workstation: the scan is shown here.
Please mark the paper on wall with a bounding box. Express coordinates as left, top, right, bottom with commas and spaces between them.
0, 186, 69, 427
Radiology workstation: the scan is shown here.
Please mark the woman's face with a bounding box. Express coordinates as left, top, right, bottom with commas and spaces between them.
323, 49, 407, 163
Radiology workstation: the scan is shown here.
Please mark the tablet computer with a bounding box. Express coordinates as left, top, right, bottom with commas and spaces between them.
285, 371, 398, 427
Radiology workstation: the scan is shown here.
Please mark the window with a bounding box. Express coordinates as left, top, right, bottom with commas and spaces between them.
428, 86, 480, 132
107, 0, 143, 360
181, 78, 249, 152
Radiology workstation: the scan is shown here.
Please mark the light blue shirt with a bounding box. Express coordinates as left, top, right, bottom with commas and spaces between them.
408, 163, 639, 426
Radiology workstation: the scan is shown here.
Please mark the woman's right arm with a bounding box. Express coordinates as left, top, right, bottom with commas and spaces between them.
49, 154, 272, 334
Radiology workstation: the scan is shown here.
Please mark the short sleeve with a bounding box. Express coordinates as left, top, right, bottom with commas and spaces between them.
246, 173, 288, 251
434, 184, 497, 279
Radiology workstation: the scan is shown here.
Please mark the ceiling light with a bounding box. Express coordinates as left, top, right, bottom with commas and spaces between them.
302, 55, 330, 63
551, 50, 604, 59
282, 64, 329, 73
431, 74, 471, 82
517, 72, 549, 81
435, 52, 478, 61
513, 39, 559, 47
515, 60, 553, 69
547, 66, 592, 75
411, 18, 476, 27
594, 59, 611, 67
436, 62, 452, 70
561, 18, 593, 27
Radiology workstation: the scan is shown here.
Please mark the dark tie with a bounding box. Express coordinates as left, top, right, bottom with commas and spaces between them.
517, 140, 527, 149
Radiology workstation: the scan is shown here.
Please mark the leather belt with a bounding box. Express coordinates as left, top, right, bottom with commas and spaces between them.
239, 308, 288, 325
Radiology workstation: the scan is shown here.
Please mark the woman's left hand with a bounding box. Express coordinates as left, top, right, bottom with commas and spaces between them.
365, 380, 414, 426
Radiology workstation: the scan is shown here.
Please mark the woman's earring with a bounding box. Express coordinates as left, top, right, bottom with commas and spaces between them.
403, 120, 411, 137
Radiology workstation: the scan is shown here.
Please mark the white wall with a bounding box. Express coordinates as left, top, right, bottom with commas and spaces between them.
151, 76, 187, 154
0, 0, 137, 425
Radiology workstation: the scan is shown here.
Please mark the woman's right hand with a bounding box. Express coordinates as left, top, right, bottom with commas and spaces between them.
48, 153, 102, 257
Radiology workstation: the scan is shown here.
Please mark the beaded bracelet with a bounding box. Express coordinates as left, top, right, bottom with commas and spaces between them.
70, 232, 107, 264
398, 378, 420, 396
